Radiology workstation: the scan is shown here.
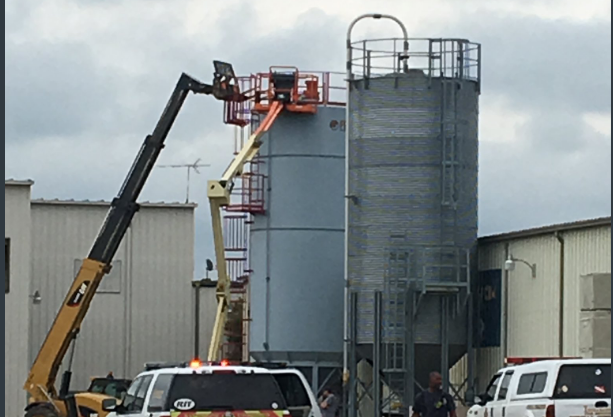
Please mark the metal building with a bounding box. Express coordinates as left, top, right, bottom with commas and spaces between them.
451, 216, 612, 396
5, 180, 34, 417
344, 28, 482, 416
219, 69, 347, 392
5, 179, 204, 414
28, 198, 197, 388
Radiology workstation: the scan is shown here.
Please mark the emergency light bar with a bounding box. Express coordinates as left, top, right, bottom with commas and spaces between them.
144, 358, 233, 371
504, 357, 582, 366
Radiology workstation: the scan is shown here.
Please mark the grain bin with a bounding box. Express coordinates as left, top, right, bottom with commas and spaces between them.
344, 30, 482, 415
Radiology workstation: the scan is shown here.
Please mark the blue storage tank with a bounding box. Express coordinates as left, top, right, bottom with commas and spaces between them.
249, 105, 346, 386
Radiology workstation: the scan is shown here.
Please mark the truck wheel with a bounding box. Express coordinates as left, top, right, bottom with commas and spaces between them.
25, 405, 60, 417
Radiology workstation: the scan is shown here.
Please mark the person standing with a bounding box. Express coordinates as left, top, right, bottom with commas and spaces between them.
320, 387, 340, 417
412, 372, 457, 417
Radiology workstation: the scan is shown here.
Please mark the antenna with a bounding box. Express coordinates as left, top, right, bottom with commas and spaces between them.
158, 158, 211, 203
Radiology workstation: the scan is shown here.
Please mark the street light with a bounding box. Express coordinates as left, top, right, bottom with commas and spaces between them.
505, 255, 537, 278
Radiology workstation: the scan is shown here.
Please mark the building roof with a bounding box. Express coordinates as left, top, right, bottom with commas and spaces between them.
31, 198, 198, 210
479, 216, 611, 243
5, 178, 35, 187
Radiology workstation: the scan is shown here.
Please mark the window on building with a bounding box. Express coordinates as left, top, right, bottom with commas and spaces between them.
5, 238, 10, 294
74, 259, 122, 294
517, 372, 548, 395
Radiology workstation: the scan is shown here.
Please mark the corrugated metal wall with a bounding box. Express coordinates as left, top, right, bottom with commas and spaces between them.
451, 224, 611, 395
5, 183, 33, 417
196, 285, 218, 360
29, 201, 197, 390
562, 226, 611, 355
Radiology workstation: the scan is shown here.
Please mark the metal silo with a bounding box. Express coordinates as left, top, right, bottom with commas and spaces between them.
344, 16, 482, 417
242, 70, 347, 393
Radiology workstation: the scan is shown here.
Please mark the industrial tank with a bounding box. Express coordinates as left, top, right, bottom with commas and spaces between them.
345, 37, 482, 410
249, 104, 346, 384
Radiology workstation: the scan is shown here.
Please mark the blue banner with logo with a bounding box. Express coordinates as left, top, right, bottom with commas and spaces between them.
478, 269, 502, 348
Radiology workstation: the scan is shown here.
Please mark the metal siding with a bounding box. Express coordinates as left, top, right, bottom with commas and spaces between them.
5, 184, 33, 417
465, 225, 612, 392
197, 286, 218, 359
249, 106, 346, 363
29, 202, 196, 390
347, 72, 479, 346
506, 235, 561, 356
30, 203, 129, 390
562, 226, 611, 356
126, 206, 195, 377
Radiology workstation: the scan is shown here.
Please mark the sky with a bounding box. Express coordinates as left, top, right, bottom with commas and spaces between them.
5, 0, 612, 279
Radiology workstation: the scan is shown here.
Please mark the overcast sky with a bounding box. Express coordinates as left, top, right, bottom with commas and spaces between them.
5, 0, 611, 278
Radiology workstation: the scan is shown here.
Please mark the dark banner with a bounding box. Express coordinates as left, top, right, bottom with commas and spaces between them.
478, 269, 502, 348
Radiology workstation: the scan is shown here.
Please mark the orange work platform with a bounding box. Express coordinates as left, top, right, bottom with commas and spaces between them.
222, 66, 345, 127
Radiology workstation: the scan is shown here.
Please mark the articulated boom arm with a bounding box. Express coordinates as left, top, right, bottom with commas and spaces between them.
207, 101, 284, 361
24, 67, 242, 404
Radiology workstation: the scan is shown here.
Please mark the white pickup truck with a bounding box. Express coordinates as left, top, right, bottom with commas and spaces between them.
468, 358, 611, 417
102, 361, 323, 417
269, 368, 323, 417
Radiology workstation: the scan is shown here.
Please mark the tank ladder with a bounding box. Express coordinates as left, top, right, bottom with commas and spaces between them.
220, 93, 266, 362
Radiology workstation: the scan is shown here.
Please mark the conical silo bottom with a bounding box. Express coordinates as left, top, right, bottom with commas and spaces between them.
355, 343, 467, 394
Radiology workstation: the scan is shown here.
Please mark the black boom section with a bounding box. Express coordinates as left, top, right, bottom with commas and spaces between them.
87, 73, 220, 264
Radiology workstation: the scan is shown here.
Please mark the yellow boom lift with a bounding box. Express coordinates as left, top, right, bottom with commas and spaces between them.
23, 61, 245, 417
206, 67, 321, 362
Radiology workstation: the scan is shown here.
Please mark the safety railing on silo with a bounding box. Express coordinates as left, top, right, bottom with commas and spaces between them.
348, 37, 481, 88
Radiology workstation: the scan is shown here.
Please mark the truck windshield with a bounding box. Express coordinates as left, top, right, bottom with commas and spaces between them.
165, 372, 288, 411
272, 373, 311, 407
554, 364, 610, 399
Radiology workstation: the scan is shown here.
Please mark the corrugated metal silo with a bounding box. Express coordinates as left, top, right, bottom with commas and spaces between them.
345, 37, 482, 414
248, 98, 346, 390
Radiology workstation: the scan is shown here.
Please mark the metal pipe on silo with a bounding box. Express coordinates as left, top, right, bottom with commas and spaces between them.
343, 11, 410, 396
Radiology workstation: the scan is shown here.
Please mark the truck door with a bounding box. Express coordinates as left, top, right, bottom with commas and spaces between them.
490, 370, 514, 417
473, 373, 503, 417
271, 371, 316, 417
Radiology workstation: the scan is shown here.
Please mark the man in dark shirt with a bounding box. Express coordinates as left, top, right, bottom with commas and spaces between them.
412, 372, 457, 417
320, 387, 340, 417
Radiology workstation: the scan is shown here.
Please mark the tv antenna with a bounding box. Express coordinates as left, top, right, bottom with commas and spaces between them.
158, 158, 211, 203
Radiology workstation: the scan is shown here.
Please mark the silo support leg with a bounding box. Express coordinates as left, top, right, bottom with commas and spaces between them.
441, 296, 450, 394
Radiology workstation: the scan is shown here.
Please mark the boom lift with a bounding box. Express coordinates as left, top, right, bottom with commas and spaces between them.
206, 67, 322, 362
23, 61, 245, 417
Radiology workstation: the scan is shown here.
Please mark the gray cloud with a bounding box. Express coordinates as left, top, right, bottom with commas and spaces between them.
5, 1, 611, 276
448, 14, 611, 115
5, 40, 123, 141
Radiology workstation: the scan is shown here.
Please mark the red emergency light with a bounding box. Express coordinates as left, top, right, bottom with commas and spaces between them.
189, 358, 203, 368
505, 356, 581, 365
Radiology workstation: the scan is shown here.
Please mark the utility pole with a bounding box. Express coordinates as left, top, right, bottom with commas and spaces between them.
158, 158, 211, 203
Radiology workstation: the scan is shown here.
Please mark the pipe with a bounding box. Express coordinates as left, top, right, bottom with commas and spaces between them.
194, 282, 201, 358
343, 11, 411, 393
555, 232, 565, 357
503, 243, 510, 360
264, 133, 273, 352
